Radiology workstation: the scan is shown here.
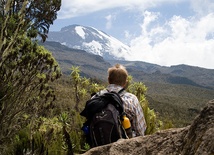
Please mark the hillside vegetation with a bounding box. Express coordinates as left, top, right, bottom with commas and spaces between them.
145, 82, 214, 127
53, 76, 214, 129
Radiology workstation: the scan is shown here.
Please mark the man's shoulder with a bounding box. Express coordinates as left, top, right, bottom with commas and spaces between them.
122, 91, 138, 99
92, 89, 107, 97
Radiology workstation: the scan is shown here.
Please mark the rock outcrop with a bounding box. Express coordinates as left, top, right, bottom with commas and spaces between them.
81, 99, 214, 155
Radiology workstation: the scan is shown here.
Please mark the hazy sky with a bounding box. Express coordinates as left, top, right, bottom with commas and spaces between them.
50, 0, 214, 69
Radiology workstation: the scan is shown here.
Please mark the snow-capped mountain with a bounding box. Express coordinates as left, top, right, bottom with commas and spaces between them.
47, 24, 132, 60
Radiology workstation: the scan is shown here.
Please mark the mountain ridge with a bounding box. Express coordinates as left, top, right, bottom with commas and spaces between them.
107, 60, 214, 90
40, 40, 214, 90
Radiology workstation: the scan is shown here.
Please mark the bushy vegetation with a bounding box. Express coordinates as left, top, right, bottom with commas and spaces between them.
34, 68, 162, 154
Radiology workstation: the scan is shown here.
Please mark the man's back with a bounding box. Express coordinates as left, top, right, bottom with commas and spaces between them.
80, 89, 128, 147
106, 84, 147, 136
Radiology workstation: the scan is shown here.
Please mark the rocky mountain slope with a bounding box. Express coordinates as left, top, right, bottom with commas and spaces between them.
80, 99, 214, 155
39, 41, 111, 81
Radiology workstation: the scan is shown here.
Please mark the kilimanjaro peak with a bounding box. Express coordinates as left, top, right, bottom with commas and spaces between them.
47, 24, 132, 60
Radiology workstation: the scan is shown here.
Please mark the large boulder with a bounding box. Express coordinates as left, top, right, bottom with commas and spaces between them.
81, 99, 214, 155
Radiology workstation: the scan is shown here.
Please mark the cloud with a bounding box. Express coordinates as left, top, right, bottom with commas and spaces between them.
58, 0, 184, 19
190, 0, 214, 15
58, 0, 121, 19
105, 14, 116, 29
129, 11, 214, 69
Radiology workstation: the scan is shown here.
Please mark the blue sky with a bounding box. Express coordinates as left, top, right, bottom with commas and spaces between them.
50, 0, 214, 69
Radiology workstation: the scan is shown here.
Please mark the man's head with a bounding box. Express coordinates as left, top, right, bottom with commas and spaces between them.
108, 64, 128, 87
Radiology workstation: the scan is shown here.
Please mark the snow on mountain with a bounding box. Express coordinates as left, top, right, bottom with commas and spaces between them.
47, 24, 132, 60
75, 26, 86, 39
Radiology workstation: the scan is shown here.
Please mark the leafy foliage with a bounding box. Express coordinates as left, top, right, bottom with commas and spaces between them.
0, 0, 61, 41
70, 66, 105, 111
0, 34, 61, 146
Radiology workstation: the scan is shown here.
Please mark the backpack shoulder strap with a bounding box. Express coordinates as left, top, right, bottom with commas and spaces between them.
106, 88, 126, 116
118, 88, 125, 95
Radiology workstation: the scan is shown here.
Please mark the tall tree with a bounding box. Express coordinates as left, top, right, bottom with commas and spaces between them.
0, 0, 61, 153
70, 66, 104, 111
70, 66, 94, 111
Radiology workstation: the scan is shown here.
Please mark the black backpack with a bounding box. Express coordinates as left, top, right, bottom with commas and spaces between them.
80, 89, 128, 147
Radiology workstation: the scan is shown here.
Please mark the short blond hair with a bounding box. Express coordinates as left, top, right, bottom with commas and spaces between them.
108, 64, 128, 86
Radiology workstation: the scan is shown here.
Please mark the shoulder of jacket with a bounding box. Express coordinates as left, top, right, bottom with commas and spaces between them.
95, 89, 108, 96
